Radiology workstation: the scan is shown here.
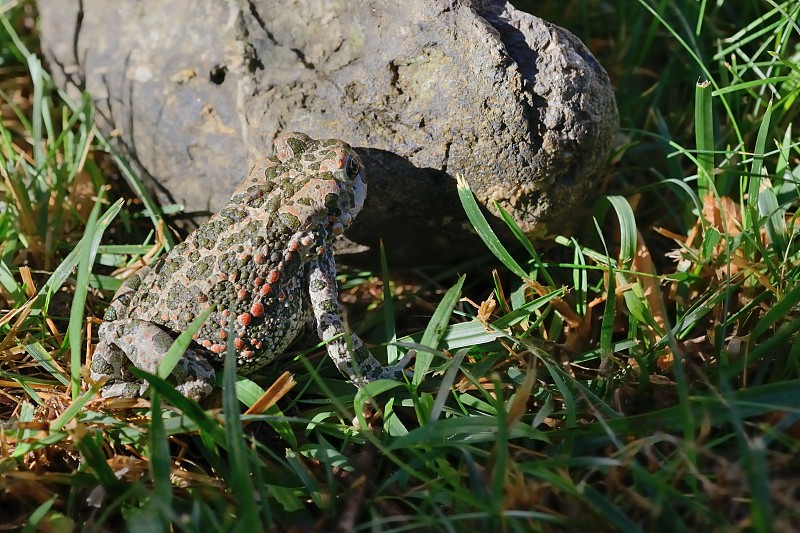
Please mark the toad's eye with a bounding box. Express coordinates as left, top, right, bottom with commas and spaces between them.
344, 156, 360, 180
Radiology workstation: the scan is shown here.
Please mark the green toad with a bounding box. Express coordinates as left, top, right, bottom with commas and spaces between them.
91, 133, 411, 400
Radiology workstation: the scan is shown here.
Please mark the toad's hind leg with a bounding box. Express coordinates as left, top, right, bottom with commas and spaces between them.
307, 254, 413, 387
91, 318, 215, 401
101, 265, 152, 323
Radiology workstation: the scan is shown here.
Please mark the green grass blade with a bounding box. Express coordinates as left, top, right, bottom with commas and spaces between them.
21, 495, 58, 533
742, 422, 772, 531
725, 315, 800, 380
34, 199, 123, 311
757, 179, 788, 255
429, 348, 468, 422
750, 284, 800, 341
661, 177, 704, 219
249, 449, 274, 526
28, 54, 44, 168
68, 188, 106, 397
605, 196, 637, 268
413, 274, 465, 386
617, 271, 665, 335
747, 99, 774, 226
774, 122, 792, 179
130, 368, 227, 447
222, 319, 260, 528
493, 201, 556, 285
74, 429, 124, 492
50, 384, 100, 432
600, 260, 616, 370
25, 342, 70, 386
549, 378, 800, 446
456, 175, 528, 280
396, 319, 503, 352
385, 413, 546, 451
695, 80, 714, 198
156, 306, 214, 379
148, 392, 172, 531
712, 75, 800, 96
572, 240, 588, 316
0, 260, 24, 303
491, 288, 565, 329
581, 484, 640, 531
489, 376, 508, 520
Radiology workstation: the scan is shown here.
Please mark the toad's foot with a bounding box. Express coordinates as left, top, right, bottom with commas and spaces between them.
91, 319, 215, 402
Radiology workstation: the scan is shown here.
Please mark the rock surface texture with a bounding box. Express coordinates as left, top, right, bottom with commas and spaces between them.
37, 0, 618, 264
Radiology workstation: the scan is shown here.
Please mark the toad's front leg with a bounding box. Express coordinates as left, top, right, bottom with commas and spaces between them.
307, 253, 412, 387
91, 319, 215, 401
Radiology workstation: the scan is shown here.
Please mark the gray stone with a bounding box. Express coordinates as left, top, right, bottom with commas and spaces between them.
37, 0, 618, 264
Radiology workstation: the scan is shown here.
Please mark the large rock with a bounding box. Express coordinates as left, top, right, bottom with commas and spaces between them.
37, 0, 617, 264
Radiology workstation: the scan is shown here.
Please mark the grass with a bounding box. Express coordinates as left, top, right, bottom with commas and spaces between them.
2, 0, 800, 530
